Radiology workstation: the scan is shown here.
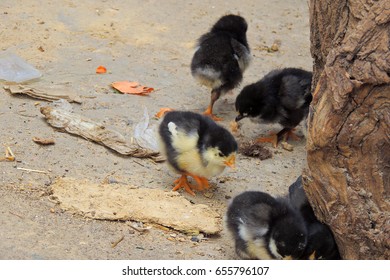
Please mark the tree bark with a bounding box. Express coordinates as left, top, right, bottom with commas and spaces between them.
305, 0, 390, 259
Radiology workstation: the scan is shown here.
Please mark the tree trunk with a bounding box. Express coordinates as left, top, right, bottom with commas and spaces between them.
304, 0, 390, 259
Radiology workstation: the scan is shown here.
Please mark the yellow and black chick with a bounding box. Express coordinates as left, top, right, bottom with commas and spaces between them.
158, 111, 237, 196
288, 176, 341, 260
226, 191, 308, 260
191, 14, 251, 121
235, 68, 312, 147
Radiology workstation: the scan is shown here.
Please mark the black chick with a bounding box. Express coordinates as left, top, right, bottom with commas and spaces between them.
191, 14, 251, 121
235, 68, 312, 147
158, 111, 237, 196
288, 176, 341, 260
226, 191, 307, 260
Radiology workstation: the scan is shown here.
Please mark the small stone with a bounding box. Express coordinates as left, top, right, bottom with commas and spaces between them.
219, 178, 227, 183
191, 236, 200, 242
281, 141, 294, 151
270, 43, 279, 52
203, 191, 214, 199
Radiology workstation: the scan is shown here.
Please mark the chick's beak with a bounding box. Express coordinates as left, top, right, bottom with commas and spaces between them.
235, 114, 245, 122
224, 154, 236, 169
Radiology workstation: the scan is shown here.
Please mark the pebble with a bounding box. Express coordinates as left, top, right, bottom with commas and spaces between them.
203, 191, 214, 199
270, 43, 279, 52
281, 141, 294, 151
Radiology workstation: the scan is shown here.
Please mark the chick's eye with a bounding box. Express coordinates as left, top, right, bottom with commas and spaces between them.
218, 152, 224, 157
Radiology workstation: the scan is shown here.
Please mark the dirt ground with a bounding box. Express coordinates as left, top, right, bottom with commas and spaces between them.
0, 0, 312, 259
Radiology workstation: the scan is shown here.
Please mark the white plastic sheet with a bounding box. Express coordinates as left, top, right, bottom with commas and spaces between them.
133, 107, 159, 152
0, 51, 42, 83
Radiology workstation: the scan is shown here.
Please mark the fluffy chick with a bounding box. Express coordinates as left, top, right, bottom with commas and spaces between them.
158, 111, 237, 196
288, 176, 341, 260
191, 14, 251, 121
226, 191, 307, 260
235, 68, 312, 147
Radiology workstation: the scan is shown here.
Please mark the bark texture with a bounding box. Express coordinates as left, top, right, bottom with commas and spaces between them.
305, 0, 390, 259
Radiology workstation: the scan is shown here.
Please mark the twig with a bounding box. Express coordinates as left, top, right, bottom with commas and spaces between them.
17, 112, 38, 118
6, 147, 15, 161
32, 137, 55, 145
133, 160, 146, 168
0, 147, 16, 161
128, 223, 151, 233
16, 167, 48, 174
111, 235, 124, 248
9, 211, 24, 219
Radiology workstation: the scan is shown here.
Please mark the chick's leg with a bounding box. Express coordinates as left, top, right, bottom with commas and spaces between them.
203, 89, 222, 121
256, 133, 279, 148
256, 128, 300, 148
189, 175, 210, 191
281, 128, 301, 142
172, 174, 196, 196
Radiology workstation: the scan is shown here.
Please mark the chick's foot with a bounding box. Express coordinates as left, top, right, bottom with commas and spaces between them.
203, 106, 223, 121
172, 175, 196, 196
256, 133, 278, 148
281, 128, 301, 142
189, 175, 210, 191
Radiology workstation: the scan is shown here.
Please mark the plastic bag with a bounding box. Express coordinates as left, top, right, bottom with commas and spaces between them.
133, 107, 159, 152
0, 51, 42, 83
52, 99, 74, 112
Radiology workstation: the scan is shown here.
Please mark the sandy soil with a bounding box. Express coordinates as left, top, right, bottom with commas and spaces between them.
0, 0, 312, 259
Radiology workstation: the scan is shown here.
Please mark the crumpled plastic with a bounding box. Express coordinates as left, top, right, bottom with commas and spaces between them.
52, 99, 74, 112
0, 51, 42, 83
133, 107, 159, 152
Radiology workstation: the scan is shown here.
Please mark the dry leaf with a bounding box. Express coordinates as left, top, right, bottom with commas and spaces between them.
32, 137, 55, 145
111, 81, 154, 96
154, 107, 173, 118
96, 65, 107, 74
